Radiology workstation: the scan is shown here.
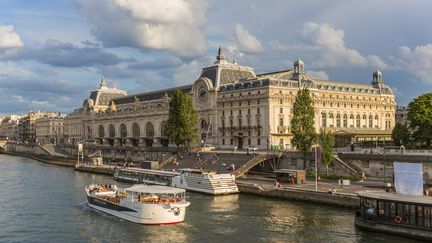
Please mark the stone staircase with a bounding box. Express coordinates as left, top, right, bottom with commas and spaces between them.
332, 155, 362, 177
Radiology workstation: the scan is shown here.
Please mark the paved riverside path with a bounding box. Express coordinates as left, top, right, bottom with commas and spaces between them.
237, 176, 386, 196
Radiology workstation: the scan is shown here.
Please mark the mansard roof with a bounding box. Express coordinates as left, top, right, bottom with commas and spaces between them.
198, 47, 256, 87
113, 84, 193, 105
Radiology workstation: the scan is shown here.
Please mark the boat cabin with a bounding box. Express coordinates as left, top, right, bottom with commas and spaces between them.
125, 185, 186, 204
274, 169, 306, 184
358, 191, 432, 229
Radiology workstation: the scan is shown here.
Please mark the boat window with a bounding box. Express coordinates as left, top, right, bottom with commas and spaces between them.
425, 206, 431, 228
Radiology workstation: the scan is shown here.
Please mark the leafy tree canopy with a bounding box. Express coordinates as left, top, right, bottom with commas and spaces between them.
165, 89, 199, 150
407, 93, 432, 147
319, 129, 335, 175
391, 122, 410, 146
291, 88, 317, 153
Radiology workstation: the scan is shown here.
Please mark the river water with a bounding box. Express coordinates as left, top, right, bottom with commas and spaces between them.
0, 154, 421, 243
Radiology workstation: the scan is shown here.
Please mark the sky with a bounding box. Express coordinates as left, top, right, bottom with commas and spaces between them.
0, 0, 431, 115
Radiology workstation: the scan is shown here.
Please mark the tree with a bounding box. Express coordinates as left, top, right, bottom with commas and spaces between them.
391, 122, 410, 146
165, 89, 199, 153
319, 129, 335, 175
291, 88, 317, 169
407, 93, 432, 148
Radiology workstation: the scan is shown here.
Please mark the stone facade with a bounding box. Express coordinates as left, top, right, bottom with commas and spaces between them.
71, 47, 396, 150
396, 106, 409, 125
35, 113, 65, 144
0, 115, 22, 140
63, 108, 83, 145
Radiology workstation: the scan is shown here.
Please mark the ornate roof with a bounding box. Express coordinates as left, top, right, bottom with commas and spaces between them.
198, 47, 256, 87
113, 85, 193, 105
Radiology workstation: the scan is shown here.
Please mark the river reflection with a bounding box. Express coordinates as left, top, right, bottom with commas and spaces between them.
0, 154, 423, 243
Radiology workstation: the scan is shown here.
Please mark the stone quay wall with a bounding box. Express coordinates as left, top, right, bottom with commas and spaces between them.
339, 153, 432, 182
238, 182, 360, 208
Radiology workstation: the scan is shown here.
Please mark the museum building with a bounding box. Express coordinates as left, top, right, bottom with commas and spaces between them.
74, 47, 396, 149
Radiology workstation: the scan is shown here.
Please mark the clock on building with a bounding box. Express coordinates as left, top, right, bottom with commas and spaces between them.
198, 86, 207, 101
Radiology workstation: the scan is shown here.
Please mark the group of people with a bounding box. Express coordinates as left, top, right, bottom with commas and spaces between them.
221, 163, 235, 172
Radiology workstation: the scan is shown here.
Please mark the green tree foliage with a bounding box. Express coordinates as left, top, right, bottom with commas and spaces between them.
291, 88, 317, 168
407, 93, 432, 148
391, 122, 410, 146
165, 89, 199, 152
319, 129, 335, 175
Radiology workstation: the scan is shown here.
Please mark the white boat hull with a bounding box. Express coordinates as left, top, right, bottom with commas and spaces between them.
87, 195, 188, 225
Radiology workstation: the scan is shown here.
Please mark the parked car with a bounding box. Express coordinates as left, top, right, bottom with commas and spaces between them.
247, 145, 258, 151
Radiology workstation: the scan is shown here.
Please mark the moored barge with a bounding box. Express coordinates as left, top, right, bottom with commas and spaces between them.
356, 191, 432, 241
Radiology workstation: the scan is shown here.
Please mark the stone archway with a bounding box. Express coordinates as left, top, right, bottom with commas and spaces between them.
145, 122, 154, 146
160, 121, 168, 147
108, 124, 115, 146
119, 123, 127, 146
131, 122, 140, 147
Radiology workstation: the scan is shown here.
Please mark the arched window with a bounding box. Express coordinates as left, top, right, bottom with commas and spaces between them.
369, 115, 373, 128
132, 123, 140, 138
343, 114, 348, 127
87, 126, 92, 139
321, 113, 327, 127
145, 122, 154, 137
356, 115, 361, 128
119, 124, 127, 137
160, 121, 167, 137
109, 124, 115, 138
201, 120, 208, 130
329, 113, 334, 127
336, 114, 341, 127
98, 125, 105, 138
362, 115, 367, 127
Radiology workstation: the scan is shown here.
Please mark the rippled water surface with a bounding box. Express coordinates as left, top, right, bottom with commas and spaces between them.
0, 154, 422, 243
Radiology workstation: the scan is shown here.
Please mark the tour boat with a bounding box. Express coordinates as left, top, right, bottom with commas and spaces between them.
85, 184, 190, 224
113, 167, 239, 195
355, 191, 432, 241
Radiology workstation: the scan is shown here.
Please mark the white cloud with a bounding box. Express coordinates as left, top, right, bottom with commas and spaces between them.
268, 40, 320, 52
367, 55, 389, 70
77, 0, 208, 58
397, 44, 432, 85
234, 24, 263, 54
0, 62, 36, 79
306, 70, 329, 80
0, 25, 23, 49
172, 60, 201, 86
301, 22, 368, 68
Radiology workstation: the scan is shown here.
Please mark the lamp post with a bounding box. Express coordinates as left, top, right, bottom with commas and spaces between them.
383, 140, 386, 184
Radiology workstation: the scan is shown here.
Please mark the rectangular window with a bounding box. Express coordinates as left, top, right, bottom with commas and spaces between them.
222, 139, 225, 145
230, 139, 233, 145
280, 108, 283, 113
257, 139, 260, 145
248, 138, 251, 145
248, 109, 250, 114
222, 111, 225, 116
257, 108, 260, 114
279, 117, 284, 126
257, 100, 260, 104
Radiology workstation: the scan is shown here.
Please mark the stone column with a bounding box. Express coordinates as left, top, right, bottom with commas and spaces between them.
153, 138, 160, 147
139, 138, 145, 147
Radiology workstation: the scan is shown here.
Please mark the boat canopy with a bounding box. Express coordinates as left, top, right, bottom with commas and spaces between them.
126, 185, 186, 194
118, 167, 179, 177
358, 191, 432, 205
